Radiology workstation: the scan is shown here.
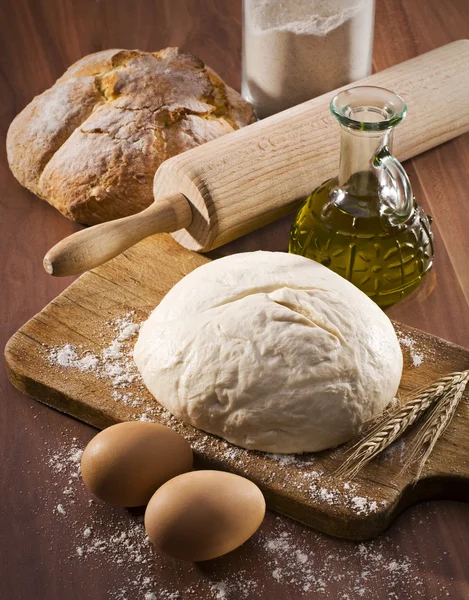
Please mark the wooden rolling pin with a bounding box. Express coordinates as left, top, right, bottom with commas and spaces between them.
44, 40, 469, 276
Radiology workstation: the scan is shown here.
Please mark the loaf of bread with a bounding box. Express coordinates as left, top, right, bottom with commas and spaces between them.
7, 48, 255, 224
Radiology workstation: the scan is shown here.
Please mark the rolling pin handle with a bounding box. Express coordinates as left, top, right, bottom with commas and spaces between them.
43, 193, 192, 277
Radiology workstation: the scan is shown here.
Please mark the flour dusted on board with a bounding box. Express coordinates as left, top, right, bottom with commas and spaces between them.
49, 344, 99, 371
47, 312, 147, 405
398, 334, 425, 367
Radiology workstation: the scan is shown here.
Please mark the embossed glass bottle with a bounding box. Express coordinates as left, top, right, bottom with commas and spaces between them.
289, 86, 434, 307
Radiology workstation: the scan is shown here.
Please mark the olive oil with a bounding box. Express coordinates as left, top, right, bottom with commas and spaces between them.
289, 175, 434, 307
289, 86, 435, 307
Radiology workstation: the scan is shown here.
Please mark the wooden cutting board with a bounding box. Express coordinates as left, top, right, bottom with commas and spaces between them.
5, 235, 469, 540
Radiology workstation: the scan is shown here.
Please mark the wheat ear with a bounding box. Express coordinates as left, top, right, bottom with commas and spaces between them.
334, 372, 468, 480
404, 371, 469, 479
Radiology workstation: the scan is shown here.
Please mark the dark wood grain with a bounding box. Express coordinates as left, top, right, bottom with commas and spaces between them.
1, 1, 469, 599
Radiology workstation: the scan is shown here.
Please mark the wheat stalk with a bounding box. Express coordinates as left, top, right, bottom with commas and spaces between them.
334, 371, 469, 480
404, 371, 469, 479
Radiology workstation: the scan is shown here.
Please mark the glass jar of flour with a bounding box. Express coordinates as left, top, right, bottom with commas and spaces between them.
242, 0, 375, 119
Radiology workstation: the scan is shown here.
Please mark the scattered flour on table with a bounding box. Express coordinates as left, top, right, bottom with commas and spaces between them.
55, 503, 66, 515
42, 437, 450, 599
259, 520, 424, 597
48, 443, 83, 475
42, 314, 446, 598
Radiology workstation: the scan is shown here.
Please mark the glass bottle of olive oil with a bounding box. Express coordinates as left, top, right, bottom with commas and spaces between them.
289, 86, 434, 308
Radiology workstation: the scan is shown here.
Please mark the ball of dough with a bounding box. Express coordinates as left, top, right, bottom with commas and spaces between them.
134, 252, 402, 453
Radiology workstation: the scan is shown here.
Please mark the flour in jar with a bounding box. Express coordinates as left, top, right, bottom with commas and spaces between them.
242, 0, 375, 118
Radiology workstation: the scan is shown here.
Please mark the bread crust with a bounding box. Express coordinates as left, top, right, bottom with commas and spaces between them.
7, 48, 255, 224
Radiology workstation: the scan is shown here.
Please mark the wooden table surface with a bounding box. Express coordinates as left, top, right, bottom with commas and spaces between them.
1, 1, 469, 599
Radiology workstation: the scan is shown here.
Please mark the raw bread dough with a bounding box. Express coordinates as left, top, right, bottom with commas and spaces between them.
134, 252, 402, 453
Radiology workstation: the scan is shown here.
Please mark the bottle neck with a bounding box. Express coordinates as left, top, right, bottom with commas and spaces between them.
338, 126, 393, 194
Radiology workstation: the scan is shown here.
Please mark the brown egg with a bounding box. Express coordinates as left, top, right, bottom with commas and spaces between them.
144, 470, 266, 561
81, 422, 193, 507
